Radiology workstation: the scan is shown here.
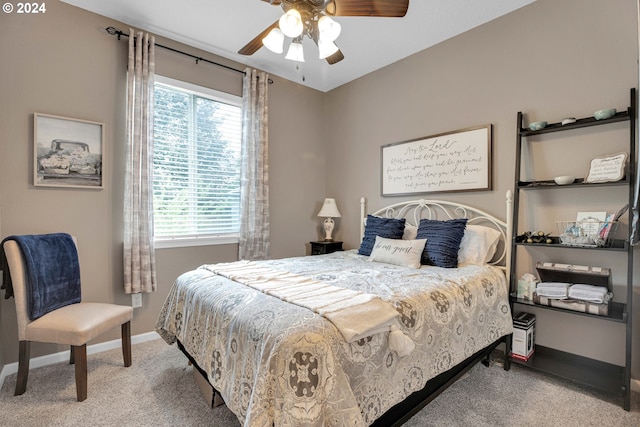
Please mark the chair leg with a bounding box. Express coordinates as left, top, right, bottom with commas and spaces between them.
15, 341, 30, 396
69, 345, 74, 364
72, 344, 87, 402
122, 321, 132, 367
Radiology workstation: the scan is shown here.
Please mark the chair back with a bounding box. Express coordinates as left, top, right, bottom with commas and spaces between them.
3, 236, 79, 341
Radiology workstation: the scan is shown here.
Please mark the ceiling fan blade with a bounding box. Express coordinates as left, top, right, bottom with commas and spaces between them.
326, 49, 344, 65
238, 20, 280, 55
329, 0, 409, 17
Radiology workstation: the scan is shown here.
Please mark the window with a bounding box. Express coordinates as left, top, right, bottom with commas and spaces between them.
153, 76, 242, 248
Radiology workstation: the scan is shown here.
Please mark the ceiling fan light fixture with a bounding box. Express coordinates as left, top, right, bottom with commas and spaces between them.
318, 15, 341, 42
285, 40, 305, 62
279, 9, 303, 38
262, 27, 284, 53
318, 39, 339, 59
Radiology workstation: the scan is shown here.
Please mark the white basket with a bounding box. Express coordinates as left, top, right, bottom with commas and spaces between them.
555, 220, 617, 247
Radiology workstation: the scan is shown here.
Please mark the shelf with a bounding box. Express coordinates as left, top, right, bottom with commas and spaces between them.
515, 239, 628, 251
510, 345, 624, 396
520, 111, 629, 136
511, 296, 627, 323
517, 178, 629, 189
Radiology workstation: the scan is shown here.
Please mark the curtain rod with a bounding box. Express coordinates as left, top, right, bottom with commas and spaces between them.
105, 27, 273, 84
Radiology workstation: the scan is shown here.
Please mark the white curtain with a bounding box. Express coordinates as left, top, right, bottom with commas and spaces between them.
123, 29, 157, 293
238, 68, 270, 260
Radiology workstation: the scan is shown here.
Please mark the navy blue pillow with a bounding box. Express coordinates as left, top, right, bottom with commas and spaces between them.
416, 218, 467, 268
358, 215, 406, 256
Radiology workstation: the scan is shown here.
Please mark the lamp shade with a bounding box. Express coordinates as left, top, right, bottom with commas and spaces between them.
262, 28, 284, 53
279, 9, 303, 38
318, 15, 341, 42
318, 39, 339, 59
285, 40, 305, 62
317, 198, 341, 218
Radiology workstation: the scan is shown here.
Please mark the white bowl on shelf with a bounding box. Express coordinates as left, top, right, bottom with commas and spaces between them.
554, 175, 575, 185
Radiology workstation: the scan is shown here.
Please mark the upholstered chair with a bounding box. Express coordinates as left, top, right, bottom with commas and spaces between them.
3, 236, 133, 401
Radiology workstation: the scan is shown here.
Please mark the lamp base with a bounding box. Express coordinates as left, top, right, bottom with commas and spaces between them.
323, 217, 335, 241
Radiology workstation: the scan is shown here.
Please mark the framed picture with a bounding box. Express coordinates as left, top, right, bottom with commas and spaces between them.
381, 125, 492, 196
34, 113, 104, 189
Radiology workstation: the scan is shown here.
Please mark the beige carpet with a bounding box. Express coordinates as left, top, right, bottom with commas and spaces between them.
0, 338, 638, 426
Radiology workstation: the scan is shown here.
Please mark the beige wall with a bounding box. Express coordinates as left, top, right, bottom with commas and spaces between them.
324, 0, 640, 376
0, 2, 326, 366
1, 0, 639, 381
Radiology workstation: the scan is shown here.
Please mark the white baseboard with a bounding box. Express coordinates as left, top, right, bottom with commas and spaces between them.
0, 331, 161, 389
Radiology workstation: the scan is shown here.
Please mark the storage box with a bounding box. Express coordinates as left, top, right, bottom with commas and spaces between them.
534, 262, 612, 316
512, 312, 535, 360
192, 367, 225, 408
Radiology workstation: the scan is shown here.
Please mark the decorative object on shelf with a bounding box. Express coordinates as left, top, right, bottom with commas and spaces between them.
516, 273, 538, 300
557, 210, 620, 247
553, 175, 575, 185
584, 152, 627, 183
317, 198, 341, 241
528, 121, 547, 130
34, 113, 104, 189
381, 124, 492, 196
594, 108, 617, 120
516, 230, 552, 244
561, 117, 576, 125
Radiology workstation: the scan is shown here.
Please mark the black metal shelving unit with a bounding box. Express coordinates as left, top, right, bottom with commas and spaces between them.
506, 88, 636, 411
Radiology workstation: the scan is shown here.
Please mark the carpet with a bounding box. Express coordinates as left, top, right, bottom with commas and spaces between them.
0, 338, 638, 426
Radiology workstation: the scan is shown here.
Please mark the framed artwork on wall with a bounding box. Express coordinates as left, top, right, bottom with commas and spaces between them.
380, 124, 492, 196
34, 113, 104, 189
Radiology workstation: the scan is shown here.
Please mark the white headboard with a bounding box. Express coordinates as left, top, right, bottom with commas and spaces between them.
360, 191, 513, 273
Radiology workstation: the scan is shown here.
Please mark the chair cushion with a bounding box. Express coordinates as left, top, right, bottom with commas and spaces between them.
26, 303, 133, 346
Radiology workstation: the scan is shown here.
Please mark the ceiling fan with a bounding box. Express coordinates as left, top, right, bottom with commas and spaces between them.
238, 0, 409, 65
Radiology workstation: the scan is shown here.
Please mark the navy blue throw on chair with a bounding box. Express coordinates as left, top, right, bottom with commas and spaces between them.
1, 233, 81, 320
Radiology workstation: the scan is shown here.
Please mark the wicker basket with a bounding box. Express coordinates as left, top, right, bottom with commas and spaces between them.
556, 220, 618, 247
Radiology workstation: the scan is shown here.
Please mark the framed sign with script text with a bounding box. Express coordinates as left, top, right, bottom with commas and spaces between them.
381, 125, 492, 196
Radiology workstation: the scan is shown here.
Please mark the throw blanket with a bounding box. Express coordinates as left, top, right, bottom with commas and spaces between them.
206, 260, 415, 356
1, 233, 80, 319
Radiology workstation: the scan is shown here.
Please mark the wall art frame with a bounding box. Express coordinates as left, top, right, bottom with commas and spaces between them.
380, 124, 492, 196
34, 113, 104, 189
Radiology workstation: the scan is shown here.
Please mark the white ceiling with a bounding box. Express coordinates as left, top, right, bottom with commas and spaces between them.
61, 0, 535, 92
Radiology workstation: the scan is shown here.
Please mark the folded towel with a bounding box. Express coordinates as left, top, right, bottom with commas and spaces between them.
536, 282, 570, 299
568, 284, 609, 303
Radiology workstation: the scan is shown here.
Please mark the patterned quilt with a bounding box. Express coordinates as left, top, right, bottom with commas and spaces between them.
156, 250, 513, 427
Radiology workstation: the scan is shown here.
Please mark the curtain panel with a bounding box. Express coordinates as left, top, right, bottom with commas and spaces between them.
238, 68, 270, 260
123, 30, 157, 293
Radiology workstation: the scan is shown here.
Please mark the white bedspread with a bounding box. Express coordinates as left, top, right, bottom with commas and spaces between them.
156, 250, 513, 427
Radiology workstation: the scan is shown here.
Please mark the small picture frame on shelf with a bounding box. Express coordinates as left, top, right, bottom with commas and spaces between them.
584, 152, 627, 183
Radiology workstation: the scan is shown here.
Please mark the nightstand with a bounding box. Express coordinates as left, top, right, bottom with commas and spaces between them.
310, 241, 343, 255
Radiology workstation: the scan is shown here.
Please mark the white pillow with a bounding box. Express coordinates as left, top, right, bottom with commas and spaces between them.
458, 225, 501, 265
403, 223, 418, 240
369, 236, 427, 269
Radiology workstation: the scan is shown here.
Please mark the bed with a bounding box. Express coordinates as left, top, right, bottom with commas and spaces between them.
156, 195, 514, 427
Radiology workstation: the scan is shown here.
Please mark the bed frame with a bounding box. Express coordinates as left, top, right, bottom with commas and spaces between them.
362, 193, 513, 426
184, 193, 514, 426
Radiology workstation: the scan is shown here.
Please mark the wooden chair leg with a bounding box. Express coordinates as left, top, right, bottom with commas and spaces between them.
72, 344, 87, 402
15, 341, 30, 396
69, 345, 75, 364
122, 321, 132, 367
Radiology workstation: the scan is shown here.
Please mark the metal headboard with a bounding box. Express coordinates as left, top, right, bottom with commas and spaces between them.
360, 191, 513, 273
